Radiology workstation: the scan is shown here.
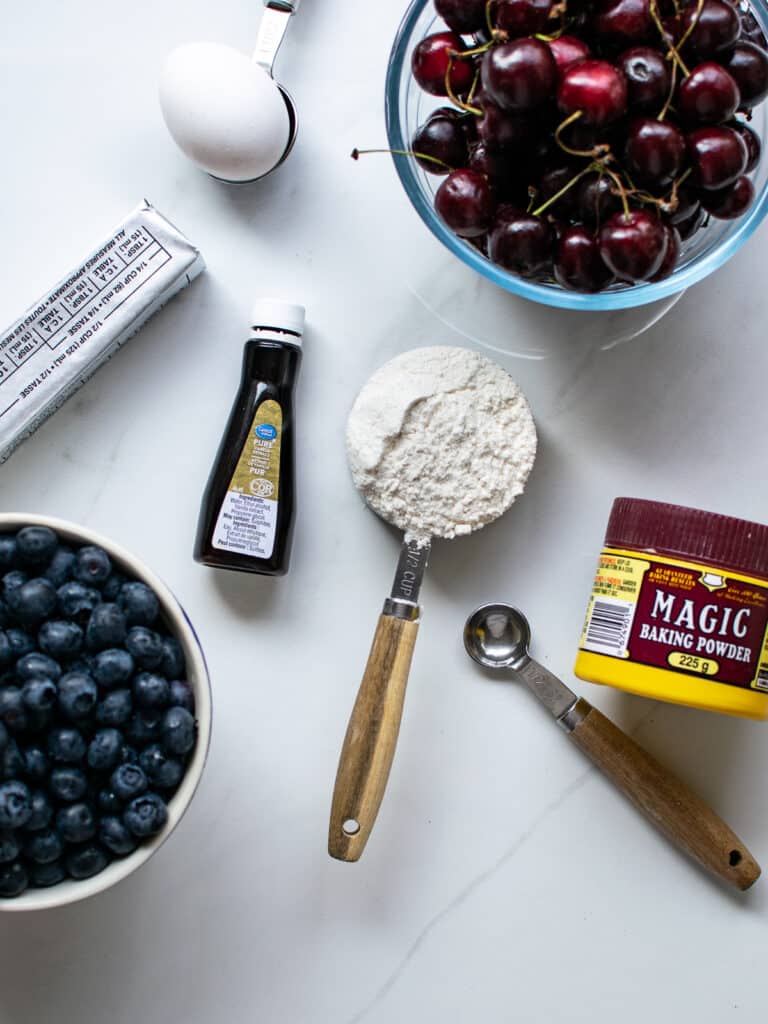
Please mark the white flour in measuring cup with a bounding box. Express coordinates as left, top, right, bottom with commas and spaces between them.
346, 346, 537, 542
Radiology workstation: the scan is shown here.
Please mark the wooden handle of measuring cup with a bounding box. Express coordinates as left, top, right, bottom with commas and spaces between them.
329, 612, 419, 862
566, 701, 761, 890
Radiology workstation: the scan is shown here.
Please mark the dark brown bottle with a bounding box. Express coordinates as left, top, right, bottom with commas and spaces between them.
194, 300, 305, 576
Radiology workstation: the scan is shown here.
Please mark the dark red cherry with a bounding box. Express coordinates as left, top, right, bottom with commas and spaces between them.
593, 0, 653, 44
722, 42, 768, 107
412, 116, 469, 174
668, 185, 701, 224
625, 118, 686, 185
488, 209, 554, 274
558, 60, 628, 126
650, 223, 681, 281
469, 144, 526, 201
676, 205, 707, 238
598, 209, 668, 281
496, 0, 555, 37
616, 47, 671, 112
679, 0, 741, 58
412, 32, 475, 96
700, 174, 755, 218
730, 120, 761, 172
481, 37, 558, 111
554, 226, 615, 291
687, 124, 748, 188
577, 171, 623, 225
435, 169, 495, 237
435, 0, 488, 34
547, 35, 592, 79
475, 95, 532, 151
678, 62, 740, 123
538, 164, 581, 217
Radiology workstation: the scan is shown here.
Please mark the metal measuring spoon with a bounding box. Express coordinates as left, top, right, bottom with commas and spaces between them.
159, 0, 300, 184
463, 604, 761, 891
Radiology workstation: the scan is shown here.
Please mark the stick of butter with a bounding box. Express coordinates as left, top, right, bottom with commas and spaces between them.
0, 200, 205, 464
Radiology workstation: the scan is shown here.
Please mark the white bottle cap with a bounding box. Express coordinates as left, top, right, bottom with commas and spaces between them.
250, 298, 305, 338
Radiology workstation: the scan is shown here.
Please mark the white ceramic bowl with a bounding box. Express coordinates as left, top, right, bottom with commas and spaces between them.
0, 513, 212, 912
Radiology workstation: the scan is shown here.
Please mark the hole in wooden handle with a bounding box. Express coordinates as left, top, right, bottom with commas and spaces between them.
729, 849, 743, 867
342, 819, 360, 836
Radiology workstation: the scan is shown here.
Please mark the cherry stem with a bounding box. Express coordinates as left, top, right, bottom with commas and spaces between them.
555, 110, 612, 160
660, 166, 693, 213
350, 148, 454, 172
601, 167, 632, 219
453, 41, 493, 59
658, 60, 678, 120
531, 163, 594, 217
649, 0, 691, 78
484, 0, 495, 37
445, 53, 482, 115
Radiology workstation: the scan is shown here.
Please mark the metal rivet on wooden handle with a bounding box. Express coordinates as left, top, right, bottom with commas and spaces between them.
329, 614, 419, 862
569, 704, 761, 891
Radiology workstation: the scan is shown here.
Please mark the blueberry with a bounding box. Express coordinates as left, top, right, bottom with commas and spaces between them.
119, 744, 139, 765
110, 763, 147, 802
0, 828, 19, 862
56, 802, 96, 843
133, 672, 169, 711
123, 792, 167, 838
58, 671, 99, 721
139, 743, 183, 790
97, 789, 123, 815
24, 789, 53, 831
22, 745, 49, 782
38, 620, 83, 660
6, 628, 35, 659
0, 780, 32, 828
2, 570, 28, 607
29, 860, 66, 887
168, 679, 194, 713
74, 546, 112, 588
47, 727, 86, 764
86, 604, 127, 652
23, 827, 63, 864
0, 861, 28, 897
14, 578, 58, 625
57, 581, 101, 621
92, 648, 134, 689
16, 651, 62, 681
98, 815, 138, 856
126, 712, 161, 748
21, 678, 57, 715
0, 721, 7, 753
125, 627, 163, 669
95, 689, 133, 728
162, 639, 187, 678
0, 686, 28, 733
49, 766, 88, 803
0, 631, 12, 669
65, 843, 109, 880
161, 706, 196, 756
0, 535, 17, 570
117, 582, 159, 626
16, 526, 58, 566
86, 729, 123, 773
1, 739, 24, 779
102, 572, 127, 602
43, 546, 76, 587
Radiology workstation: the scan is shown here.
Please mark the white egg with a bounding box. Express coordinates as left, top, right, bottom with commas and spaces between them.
159, 42, 291, 183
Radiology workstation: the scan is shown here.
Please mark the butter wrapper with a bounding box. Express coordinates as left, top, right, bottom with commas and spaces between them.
0, 200, 205, 464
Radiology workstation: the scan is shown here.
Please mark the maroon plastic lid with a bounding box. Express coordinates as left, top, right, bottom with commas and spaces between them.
605, 498, 768, 580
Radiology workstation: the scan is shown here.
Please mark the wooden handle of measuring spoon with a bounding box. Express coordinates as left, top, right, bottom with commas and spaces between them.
567, 702, 760, 890
329, 613, 419, 862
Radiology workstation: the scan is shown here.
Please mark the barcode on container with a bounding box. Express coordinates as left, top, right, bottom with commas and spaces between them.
583, 598, 634, 657
755, 670, 768, 692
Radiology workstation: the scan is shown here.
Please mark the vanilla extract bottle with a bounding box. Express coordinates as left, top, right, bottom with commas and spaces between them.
194, 299, 305, 576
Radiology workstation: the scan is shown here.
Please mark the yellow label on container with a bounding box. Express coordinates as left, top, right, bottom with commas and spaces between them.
212, 400, 283, 559
667, 651, 720, 676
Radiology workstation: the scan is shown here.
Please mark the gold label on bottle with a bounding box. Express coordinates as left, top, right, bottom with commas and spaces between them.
212, 399, 282, 559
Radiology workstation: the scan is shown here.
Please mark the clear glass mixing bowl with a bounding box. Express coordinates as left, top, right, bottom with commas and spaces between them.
385, 0, 768, 311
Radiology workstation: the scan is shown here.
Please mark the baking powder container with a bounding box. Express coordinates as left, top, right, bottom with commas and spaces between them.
574, 498, 768, 719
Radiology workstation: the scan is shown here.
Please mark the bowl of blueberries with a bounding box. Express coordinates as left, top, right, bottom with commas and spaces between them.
0, 514, 211, 910
385, 0, 768, 309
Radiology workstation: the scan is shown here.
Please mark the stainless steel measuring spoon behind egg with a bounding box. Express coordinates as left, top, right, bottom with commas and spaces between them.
463, 603, 761, 890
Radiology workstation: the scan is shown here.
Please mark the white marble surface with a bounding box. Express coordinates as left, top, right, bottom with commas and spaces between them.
1, 2, 768, 1021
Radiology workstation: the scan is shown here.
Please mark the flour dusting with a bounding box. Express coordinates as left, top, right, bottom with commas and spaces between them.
346, 346, 537, 541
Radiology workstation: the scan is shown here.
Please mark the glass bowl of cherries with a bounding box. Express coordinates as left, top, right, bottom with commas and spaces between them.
385, 0, 768, 309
